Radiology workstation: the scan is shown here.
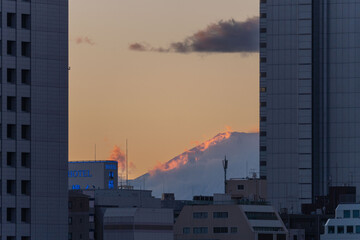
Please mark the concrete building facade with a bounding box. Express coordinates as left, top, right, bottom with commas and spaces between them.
0, 0, 68, 239
226, 178, 267, 201
260, 0, 360, 213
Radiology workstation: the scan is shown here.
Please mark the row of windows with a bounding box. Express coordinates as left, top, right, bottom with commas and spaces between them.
193, 212, 228, 219
0, 124, 31, 140
328, 225, 360, 234
6, 238, 30, 240
2, 40, 31, 57
5, 96, 31, 112
3, 207, 30, 223
2, 152, 31, 168
343, 209, 360, 218
183, 227, 237, 234
4, 179, 30, 195
245, 212, 278, 220
5, 12, 31, 29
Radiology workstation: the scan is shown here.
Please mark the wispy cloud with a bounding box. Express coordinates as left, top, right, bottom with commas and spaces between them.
75, 36, 95, 46
129, 17, 259, 54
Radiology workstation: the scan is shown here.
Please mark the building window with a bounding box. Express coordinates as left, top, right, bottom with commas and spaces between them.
260, 72, 267, 78
7, 68, 16, 83
7, 152, 15, 167
260, 161, 267, 166
260, 116, 267, 122
193, 227, 208, 234
337, 226, 344, 234
193, 212, 208, 219
344, 210, 350, 218
237, 185, 244, 190
260, 131, 267, 136
7, 41, 16, 56
245, 212, 277, 220
21, 14, 31, 29
22, 69, 31, 84
260, 102, 267, 107
21, 237, 30, 240
260, 13, 267, 18
260, 0, 267, 3
21, 152, 30, 168
230, 227, 238, 233
260, 87, 267, 92
347, 226, 354, 233
21, 97, 31, 112
260, 57, 267, 63
7, 237, 15, 240
183, 227, 190, 234
354, 210, 360, 218
260, 42, 267, 48
6, 208, 15, 222
213, 212, 228, 218
21, 125, 31, 140
7, 124, 16, 139
328, 226, 335, 234
68, 201, 72, 209
7, 180, 16, 195
68, 233, 72, 240
213, 227, 228, 234
356, 225, 360, 233
260, 28, 267, 33
21, 42, 31, 57
7, 96, 16, 111
21, 208, 30, 223
21, 180, 30, 195
7, 13, 16, 28
68, 217, 72, 225
109, 171, 114, 179
260, 146, 267, 152
108, 180, 114, 189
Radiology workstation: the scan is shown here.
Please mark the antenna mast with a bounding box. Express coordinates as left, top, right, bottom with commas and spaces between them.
222, 156, 228, 194
126, 139, 128, 186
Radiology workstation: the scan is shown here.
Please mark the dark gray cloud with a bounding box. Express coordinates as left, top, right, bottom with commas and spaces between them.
129, 17, 259, 54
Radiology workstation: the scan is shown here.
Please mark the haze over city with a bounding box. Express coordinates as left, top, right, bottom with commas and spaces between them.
69, 0, 260, 178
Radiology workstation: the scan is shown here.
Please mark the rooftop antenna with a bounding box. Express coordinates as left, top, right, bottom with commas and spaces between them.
126, 139, 129, 186
222, 156, 228, 194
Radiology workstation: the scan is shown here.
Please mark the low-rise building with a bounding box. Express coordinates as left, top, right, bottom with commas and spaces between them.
321, 204, 360, 240
226, 178, 267, 201
103, 208, 174, 240
174, 194, 288, 240
69, 191, 91, 240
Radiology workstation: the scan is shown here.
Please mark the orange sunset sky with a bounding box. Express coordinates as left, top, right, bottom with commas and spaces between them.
69, 0, 259, 178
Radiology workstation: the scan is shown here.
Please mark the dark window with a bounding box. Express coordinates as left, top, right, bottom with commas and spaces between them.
21, 125, 31, 140
344, 210, 351, 218
260, 102, 267, 107
21, 237, 30, 240
338, 226, 344, 234
260, 42, 267, 48
277, 234, 286, 240
230, 227, 237, 233
260, 87, 267, 92
347, 226, 354, 233
21, 97, 31, 112
237, 185, 244, 190
213, 227, 228, 233
7, 237, 15, 240
22, 69, 31, 84
7, 68, 16, 83
260, 116, 267, 122
260, 57, 267, 63
7, 124, 16, 139
21, 152, 30, 168
193, 227, 208, 234
260, 28, 267, 33
21, 14, 31, 29
7, 96, 16, 111
68, 201, 72, 209
7, 41, 16, 55
260, 146, 267, 151
68, 217, 72, 225
246, 212, 277, 220
260, 72, 267, 78
109, 171, 114, 179
183, 227, 190, 234
354, 210, 360, 218
258, 234, 273, 240
213, 212, 228, 218
7, 152, 15, 167
7, 208, 15, 222
260, 161, 267, 166
260, 131, 267, 136
68, 233, 72, 240
260, 13, 267, 18
21, 42, 31, 57
328, 226, 335, 234
193, 212, 208, 219
21, 180, 30, 195
7, 13, 16, 28
21, 208, 30, 223
7, 180, 15, 195
260, 0, 267, 3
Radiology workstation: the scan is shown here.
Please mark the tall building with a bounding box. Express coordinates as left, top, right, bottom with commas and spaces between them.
260, 0, 360, 213
0, 0, 68, 239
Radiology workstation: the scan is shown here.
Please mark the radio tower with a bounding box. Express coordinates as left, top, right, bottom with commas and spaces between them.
222, 156, 228, 193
